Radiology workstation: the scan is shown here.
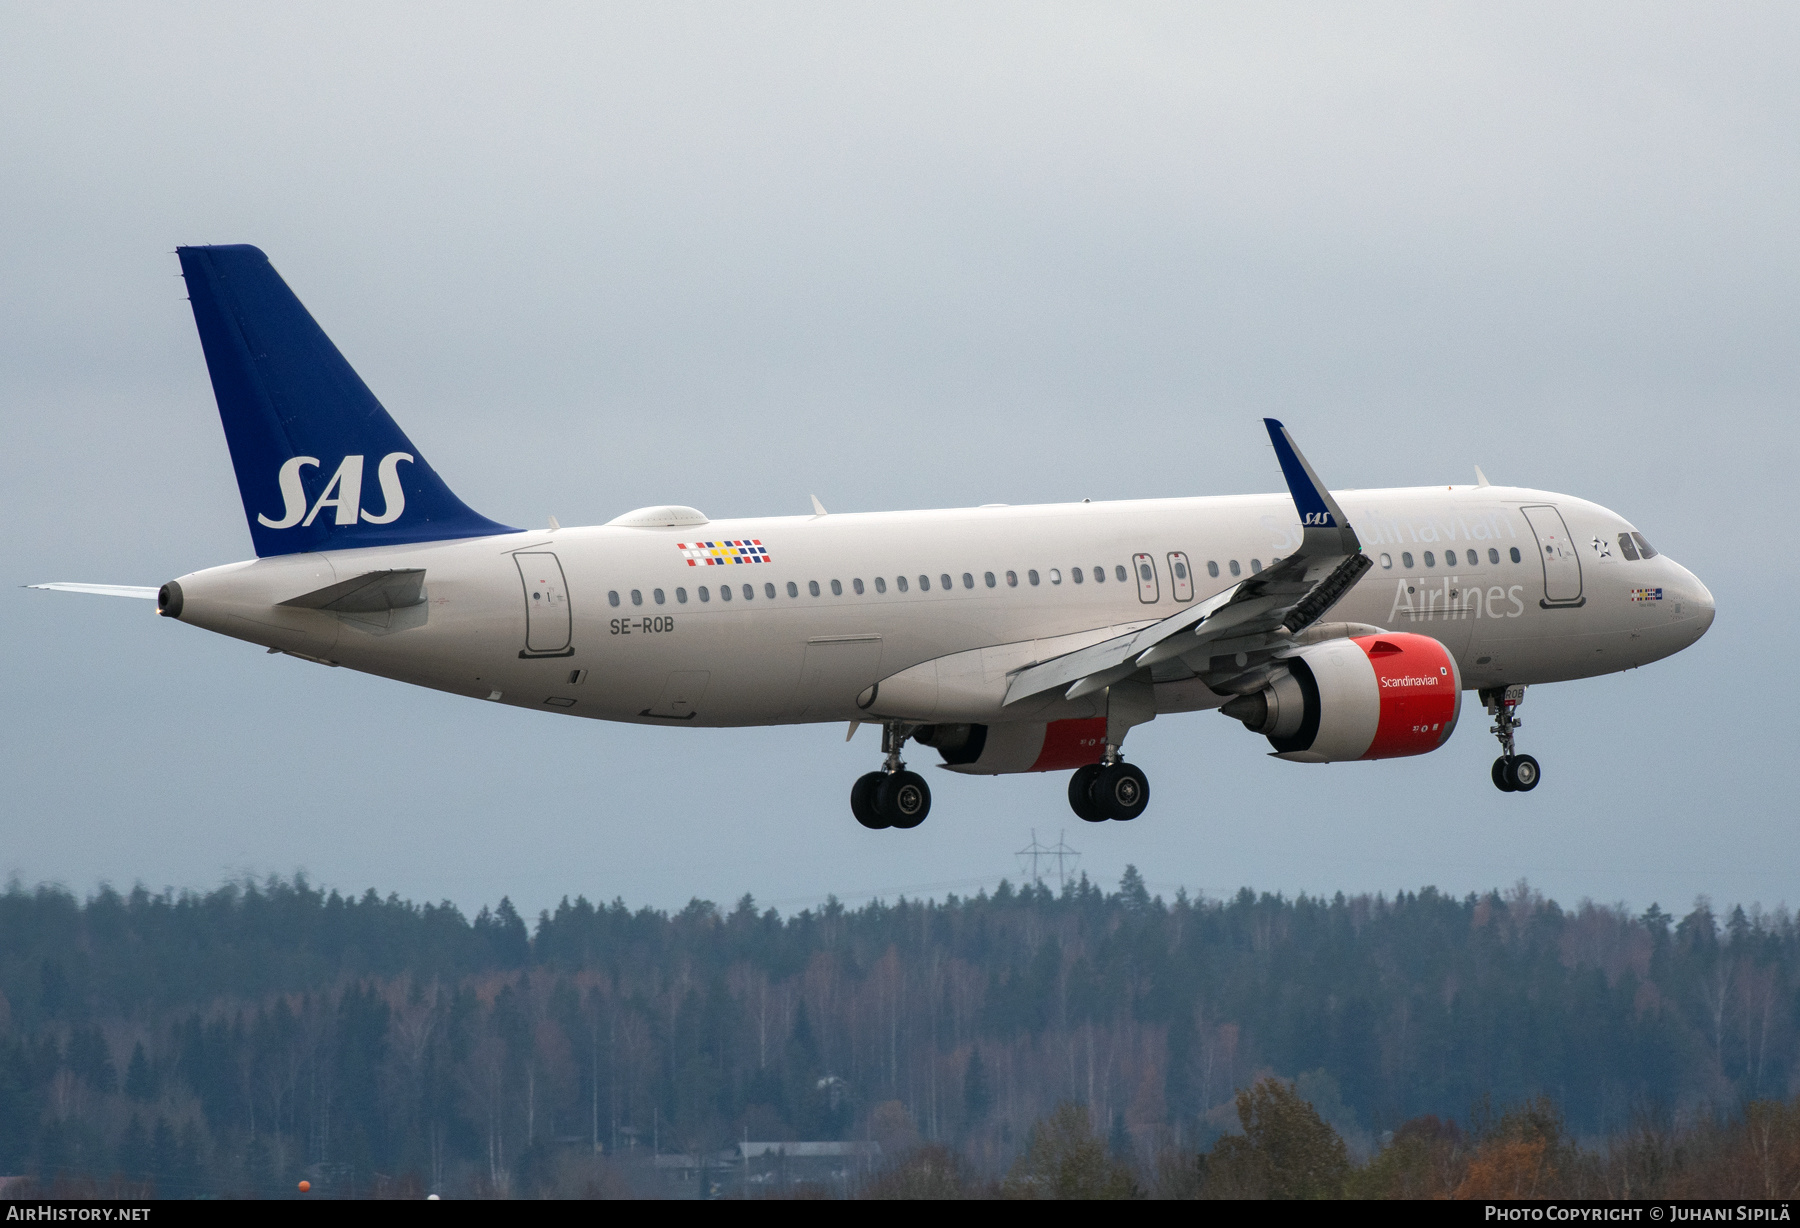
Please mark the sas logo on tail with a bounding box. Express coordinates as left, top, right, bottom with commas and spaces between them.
258, 453, 413, 529
1302, 512, 1336, 527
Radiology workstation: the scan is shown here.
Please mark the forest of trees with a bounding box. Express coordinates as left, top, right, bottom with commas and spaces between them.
1, 870, 1797, 1197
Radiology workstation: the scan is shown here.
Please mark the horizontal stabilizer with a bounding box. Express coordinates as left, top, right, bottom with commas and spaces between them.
27, 583, 158, 599
278, 569, 426, 613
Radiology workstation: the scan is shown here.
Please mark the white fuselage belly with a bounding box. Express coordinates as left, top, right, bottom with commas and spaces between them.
169, 484, 1713, 729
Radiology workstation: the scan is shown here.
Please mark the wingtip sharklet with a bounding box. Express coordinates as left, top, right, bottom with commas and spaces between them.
1263, 419, 1357, 549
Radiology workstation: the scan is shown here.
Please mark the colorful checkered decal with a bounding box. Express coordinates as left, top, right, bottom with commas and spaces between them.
678, 540, 770, 567
1630, 587, 1663, 602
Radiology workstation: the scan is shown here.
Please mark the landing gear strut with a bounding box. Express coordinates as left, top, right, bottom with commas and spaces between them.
851, 723, 932, 830
1068, 744, 1150, 823
1483, 685, 1540, 793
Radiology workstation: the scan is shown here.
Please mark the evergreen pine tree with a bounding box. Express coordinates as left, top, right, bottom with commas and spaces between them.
963, 1048, 990, 1130
124, 1042, 155, 1102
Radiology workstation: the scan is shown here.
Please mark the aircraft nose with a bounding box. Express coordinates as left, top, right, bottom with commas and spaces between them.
1674, 564, 1715, 643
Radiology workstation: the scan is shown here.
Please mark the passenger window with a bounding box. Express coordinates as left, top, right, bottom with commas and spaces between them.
1229, 560, 1241, 577
719, 584, 731, 601
830, 580, 842, 596
608, 590, 620, 607
677, 587, 689, 604
1028, 570, 1039, 585
1632, 533, 1658, 559
1250, 559, 1262, 573
1005, 571, 1017, 587
1093, 567, 1105, 583
941, 574, 953, 590
1509, 547, 1522, 563
786, 581, 799, 598
631, 589, 643, 606
1207, 560, 1220, 578
1442, 550, 1456, 566
743, 584, 754, 600
764, 583, 776, 599
984, 571, 996, 588
1423, 552, 1436, 567
1402, 552, 1414, 568
1173, 560, 1188, 580
962, 573, 974, 589
1049, 569, 1062, 584
1488, 548, 1499, 565
896, 576, 908, 592
1072, 567, 1084, 584
1115, 565, 1128, 582
852, 578, 864, 595
874, 577, 886, 593
1139, 562, 1153, 582
1617, 533, 1639, 561
654, 588, 666, 605
699, 587, 710, 602
919, 575, 930, 591
808, 580, 821, 597
1380, 553, 1392, 569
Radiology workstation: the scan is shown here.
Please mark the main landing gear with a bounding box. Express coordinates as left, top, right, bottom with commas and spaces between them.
852, 723, 932, 830
1484, 685, 1540, 793
1068, 748, 1150, 823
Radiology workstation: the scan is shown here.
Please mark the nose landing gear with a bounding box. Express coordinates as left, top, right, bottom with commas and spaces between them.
851, 723, 932, 830
1484, 685, 1540, 793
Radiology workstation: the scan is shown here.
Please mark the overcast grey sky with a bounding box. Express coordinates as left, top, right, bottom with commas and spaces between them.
2, 3, 1794, 919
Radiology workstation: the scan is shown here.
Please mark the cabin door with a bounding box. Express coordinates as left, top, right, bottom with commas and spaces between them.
515, 551, 574, 656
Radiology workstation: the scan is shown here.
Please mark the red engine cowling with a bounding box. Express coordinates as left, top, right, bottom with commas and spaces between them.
1219, 633, 1461, 762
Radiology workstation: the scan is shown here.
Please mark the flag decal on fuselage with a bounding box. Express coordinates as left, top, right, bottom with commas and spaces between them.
679, 540, 769, 566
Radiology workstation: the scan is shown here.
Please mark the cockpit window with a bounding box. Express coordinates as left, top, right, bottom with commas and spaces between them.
1617, 533, 1640, 561
1632, 532, 1658, 559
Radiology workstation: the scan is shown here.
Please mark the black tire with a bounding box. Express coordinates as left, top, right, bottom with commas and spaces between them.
1069, 764, 1107, 822
1509, 754, 1541, 792
851, 772, 887, 829
1491, 757, 1517, 792
877, 770, 931, 829
1093, 762, 1150, 822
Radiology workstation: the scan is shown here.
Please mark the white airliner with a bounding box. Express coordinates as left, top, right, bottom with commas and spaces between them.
33, 246, 1715, 829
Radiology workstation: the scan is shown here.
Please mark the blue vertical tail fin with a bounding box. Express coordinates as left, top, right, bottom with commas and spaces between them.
177, 244, 517, 557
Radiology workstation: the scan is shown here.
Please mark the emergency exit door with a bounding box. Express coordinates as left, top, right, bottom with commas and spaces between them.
1132, 553, 1160, 603
515, 552, 574, 656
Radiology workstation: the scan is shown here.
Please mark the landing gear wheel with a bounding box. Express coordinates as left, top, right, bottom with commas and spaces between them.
1508, 754, 1541, 792
1093, 762, 1150, 822
852, 771, 888, 828
1069, 764, 1107, 822
877, 770, 931, 829
1491, 757, 1517, 793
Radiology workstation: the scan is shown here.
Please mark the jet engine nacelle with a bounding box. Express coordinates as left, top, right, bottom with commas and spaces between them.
1220, 633, 1462, 762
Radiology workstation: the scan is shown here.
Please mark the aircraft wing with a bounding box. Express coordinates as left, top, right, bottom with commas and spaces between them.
27, 583, 159, 599
1003, 419, 1372, 705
